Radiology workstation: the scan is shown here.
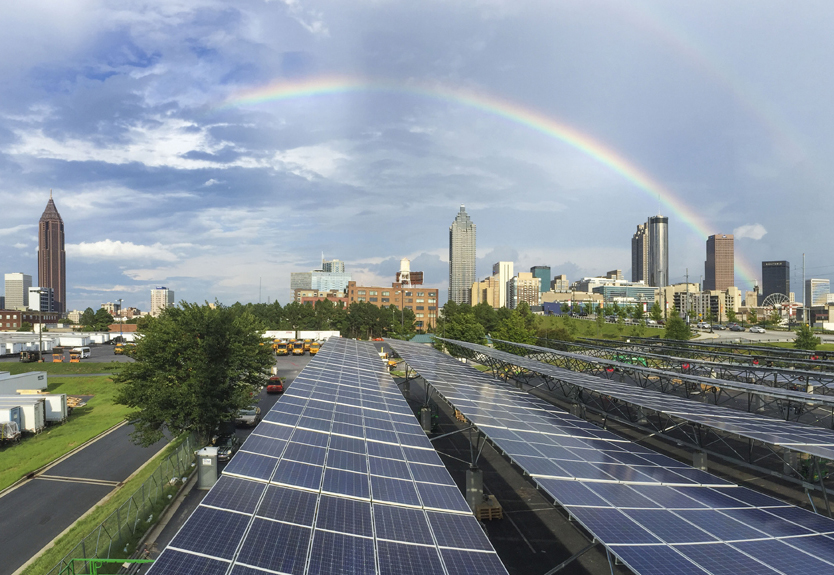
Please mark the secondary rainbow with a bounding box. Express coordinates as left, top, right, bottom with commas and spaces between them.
221, 75, 759, 288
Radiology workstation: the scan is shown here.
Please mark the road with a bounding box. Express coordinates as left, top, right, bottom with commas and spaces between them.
0, 343, 136, 363
0, 424, 166, 575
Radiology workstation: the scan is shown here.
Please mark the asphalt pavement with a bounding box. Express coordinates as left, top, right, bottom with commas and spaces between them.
0, 424, 166, 575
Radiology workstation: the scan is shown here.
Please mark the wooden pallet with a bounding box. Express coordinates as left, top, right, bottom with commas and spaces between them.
454, 409, 466, 422
475, 495, 503, 521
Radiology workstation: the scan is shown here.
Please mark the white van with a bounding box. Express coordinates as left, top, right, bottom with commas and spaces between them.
71, 346, 91, 359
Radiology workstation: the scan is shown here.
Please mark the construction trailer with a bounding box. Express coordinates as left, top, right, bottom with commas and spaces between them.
0, 396, 46, 433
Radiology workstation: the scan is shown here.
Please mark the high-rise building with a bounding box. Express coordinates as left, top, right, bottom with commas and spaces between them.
530, 266, 550, 294
509, 272, 540, 309
4, 273, 32, 310
28, 287, 54, 312
471, 276, 501, 308
150, 286, 175, 317
321, 259, 345, 273
631, 224, 649, 283
761, 261, 790, 301
704, 234, 734, 291
551, 274, 569, 292
448, 205, 476, 304
806, 279, 830, 307
647, 215, 669, 288
492, 261, 514, 308
38, 193, 66, 314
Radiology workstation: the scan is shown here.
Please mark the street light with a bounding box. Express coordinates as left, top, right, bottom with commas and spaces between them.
35, 288, 46, 362
117, 298, 123, 343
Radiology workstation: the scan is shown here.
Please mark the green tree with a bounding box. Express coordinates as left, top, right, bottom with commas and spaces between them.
704, 310, 716, 325
93, 308, 114, 331
595, 311, 605, 335
473, 302, 499, 334
633, 304, 644, 321
443, 313, 486, 346
79, 307, 96, 329
747, 308, 758, 325
726, 309, 737, 324
493, 310, 537, 351
794, 324, 821, 350
616, 315, 625, 334
612, 302, 621, 317
535, 315, 574, 343
664, 309, 691, 340
114, 302, 274, 446
649, 302, 663, 323
17, 322, 33, 332
560, 303, 570, 313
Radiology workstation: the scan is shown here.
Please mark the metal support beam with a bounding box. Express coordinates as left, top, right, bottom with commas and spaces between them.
428, 425, 475, 443
542, 541, 598, 575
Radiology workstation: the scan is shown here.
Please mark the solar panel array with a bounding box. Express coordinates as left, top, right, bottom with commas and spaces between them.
148, 338, 508, 575
490, 337, 834, 407
388, 339, 834, 575
444, 339, 834, 461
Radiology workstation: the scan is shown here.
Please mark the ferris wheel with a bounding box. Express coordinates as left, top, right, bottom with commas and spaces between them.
759, 293, 793, 324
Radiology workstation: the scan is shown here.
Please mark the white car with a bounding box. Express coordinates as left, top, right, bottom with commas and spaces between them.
749, 326, 766, 334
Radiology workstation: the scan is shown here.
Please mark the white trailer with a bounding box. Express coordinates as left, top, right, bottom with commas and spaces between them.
264, 330, 296, 340
0, 406, 22, 429
0, 397, 46, 433
40, 394, 68, 423
298, 331, 340, 341
0, 372, 48, 395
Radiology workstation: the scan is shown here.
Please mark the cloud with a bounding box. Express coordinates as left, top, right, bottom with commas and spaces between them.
13, 242, 27, 249
733, 223, 768, 241
67, 239, 179, 261
0, 224, 36, 236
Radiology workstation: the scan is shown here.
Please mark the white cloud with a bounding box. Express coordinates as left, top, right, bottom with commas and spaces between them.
67, 239, 179, 261
13, 243, 27, 249
0, 224, 35, 236
733, 223, 768, 241
203, 178, 223, 186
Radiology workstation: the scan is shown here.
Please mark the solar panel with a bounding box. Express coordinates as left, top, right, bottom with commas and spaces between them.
387, 339, 834, 575
444, 338, 834, 461
149, 338, 508, 575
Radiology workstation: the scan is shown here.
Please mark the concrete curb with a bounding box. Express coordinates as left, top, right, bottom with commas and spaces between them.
11, 438, 173, 575
0, 420, 129, 500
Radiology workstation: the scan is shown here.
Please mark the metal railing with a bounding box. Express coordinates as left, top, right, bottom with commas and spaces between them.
46, 434, 197, 575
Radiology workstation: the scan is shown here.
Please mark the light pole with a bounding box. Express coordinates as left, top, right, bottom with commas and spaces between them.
117, 298, 123, 343
36, 288, 45, 362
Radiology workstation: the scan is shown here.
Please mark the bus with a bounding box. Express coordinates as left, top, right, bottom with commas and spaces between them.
71, 347, 91, 359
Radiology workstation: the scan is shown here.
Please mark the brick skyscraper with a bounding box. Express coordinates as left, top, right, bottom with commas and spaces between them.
704, 234, 734, 291
38, 192, 66, 313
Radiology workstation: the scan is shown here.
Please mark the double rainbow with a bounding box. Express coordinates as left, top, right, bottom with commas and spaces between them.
221, 75, 759, 289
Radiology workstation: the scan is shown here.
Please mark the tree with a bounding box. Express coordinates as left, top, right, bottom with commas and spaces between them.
535, 315, 574, 343
726, 309, 737, 324
633, 304, 645, 321
704, 309, 716, 325
493, 310, 537, 351
649, 302, 663, 323
80, 307, 96, 329
114, 302, 274, 446
664, 309, 691, 340
560, 303, 570, 313
93, 308, 114, 331
17, 322, 33, 332
473, 302, 499, 334
443, 313, 486, 346
794, 324, 821, 350
747, 308, 758, 325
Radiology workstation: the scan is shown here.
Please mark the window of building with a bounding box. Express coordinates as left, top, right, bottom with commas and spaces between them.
416, 306, 424, 310
358, 290, 366, 295
370, 291, 378, 296
405, 291, 412, 296
417, 292, 424, 297
382, 291, 389, 296
406, 298, 413, 303
428, 306, 437, 311
406, 305, 413, 310
370, 297, 378, 302
358, 297, 365, 302
416, 299, 424, 303
382, 298, 390, 303
416, 313, 424, 317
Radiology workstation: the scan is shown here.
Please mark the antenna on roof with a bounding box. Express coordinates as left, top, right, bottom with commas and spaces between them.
50, 189, 53, 199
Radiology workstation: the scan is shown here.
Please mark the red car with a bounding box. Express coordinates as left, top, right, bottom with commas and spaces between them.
267, 376, 284, 394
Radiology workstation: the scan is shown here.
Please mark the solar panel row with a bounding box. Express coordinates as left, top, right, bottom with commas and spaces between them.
388, 339, 834, 575
446, 339, 834, 461
148, 338, 508, 575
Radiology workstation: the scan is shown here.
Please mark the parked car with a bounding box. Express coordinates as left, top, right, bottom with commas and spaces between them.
267, 376, 284, 394
749, 326, 766, 334
215, 434, 242, 462
729, 324, 744, 332
711, 324, 725, 331
235, 406, 261, 427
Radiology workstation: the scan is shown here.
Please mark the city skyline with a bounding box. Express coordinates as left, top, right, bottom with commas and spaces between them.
0, 2, 832, 307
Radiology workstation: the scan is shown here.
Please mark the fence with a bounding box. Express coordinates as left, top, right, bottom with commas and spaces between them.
45, 434, 197, 575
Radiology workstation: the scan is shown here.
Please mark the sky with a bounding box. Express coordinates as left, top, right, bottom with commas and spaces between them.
2, 0, 833, 311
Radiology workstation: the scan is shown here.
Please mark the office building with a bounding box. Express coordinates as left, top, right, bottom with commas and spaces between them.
647, 215, 669, 288
345, 282, 438, 329
150, 286, 175, 317
38, 193, 67, 314
290, 270, 352, 293
509, 273, 541, 309
471, 276, 501, 308
492, 262, 514, 308
4, 273, 32, 310
593, 284, 657, 305
704, 234, 734, 291
293, 289, 347, 304
550, 274, 569, 292
28, 287, 54, 312
530, 266, 550, 294
448, 205, 476, 305
606, 270, 624, 281
631, 224, 649, 283
101, 301, 122, 315
0, 309, 61, 331
806, 279, 830, 307
321, 259, 345, 273
394, 259, 423, 287
762, 261, 790, 302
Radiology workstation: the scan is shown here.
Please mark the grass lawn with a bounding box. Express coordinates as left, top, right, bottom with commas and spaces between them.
22, 434, 190, 575
0, 375, 130, 491
2, 362, 123, 375
761, 342, 834, 352
546, 317, 666, 341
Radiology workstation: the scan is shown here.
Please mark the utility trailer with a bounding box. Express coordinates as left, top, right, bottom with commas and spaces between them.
0, 406, 22, 430
0, 422, 21, 444
0, 397, 46, 433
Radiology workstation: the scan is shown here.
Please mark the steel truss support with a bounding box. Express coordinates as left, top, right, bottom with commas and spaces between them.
542, 541, 598, 575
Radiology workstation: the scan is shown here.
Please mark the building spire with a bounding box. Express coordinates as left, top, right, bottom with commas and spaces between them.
50, 188, 52, 199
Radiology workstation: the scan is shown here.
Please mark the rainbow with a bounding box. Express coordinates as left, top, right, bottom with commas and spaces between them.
221, 75, 759, 289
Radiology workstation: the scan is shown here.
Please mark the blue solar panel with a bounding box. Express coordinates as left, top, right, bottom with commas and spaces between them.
329, 434, 366, 453
307, 530, 375, 575
583, 482, 661, 509
239, 434, 287, 458
732, 539, 834, 573
314, 495, 373, 537
673, 542, 777, 574
254, 421, 294, 440
373, 504, 435, 545
272, 460, 323, 491
283, 442, 327, 466
371, 475, 422, 507
568, 507, 661, 544
169, 507, 250, 559
623, 509, 718, 543
369, 455, 411, 478
201, 476, 266, 515
427, 512, 494, 551
611, 545, 704, 575
415, 482, 471, 513
367, 441, 404, 460
236, 518, 310, 574
325, 449, 369, 473
408, 462, 456, 485
257, 485, 318, 526
321, 468, 370, 499
223, 452, 279, 482
721, 508, 815, 537
440, 549, 512, 575
148, 550, 230, 575
377, 541, 444, 575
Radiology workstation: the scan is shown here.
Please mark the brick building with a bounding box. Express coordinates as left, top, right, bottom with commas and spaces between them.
345, 281, 438, 329
0, 310, 62, 331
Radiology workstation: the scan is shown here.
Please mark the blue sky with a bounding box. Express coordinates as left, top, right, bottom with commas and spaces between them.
1, 0, 832, 311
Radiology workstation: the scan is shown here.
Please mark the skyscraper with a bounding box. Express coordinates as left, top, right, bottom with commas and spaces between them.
704, 234, 734, 291
805, 279, 829, 307
38, 193, 66, 314
647, 215, 668, 288
530, 266, 550, 294
151, 286, 175, 317
762, 261, 790, 301
448, 205, 476, 304
4, 273, 32, 309
492, 261, 514, 308
631, 224, 649, 283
